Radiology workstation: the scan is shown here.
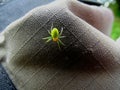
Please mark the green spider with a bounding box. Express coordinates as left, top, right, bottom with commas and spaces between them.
42, 25, 66, 49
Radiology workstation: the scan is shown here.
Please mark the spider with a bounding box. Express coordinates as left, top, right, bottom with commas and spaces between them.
42, 24, 66, 49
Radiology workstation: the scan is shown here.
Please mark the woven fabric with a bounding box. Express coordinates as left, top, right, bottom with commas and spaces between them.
1, 0, 120, 90
0, 63, 17, 90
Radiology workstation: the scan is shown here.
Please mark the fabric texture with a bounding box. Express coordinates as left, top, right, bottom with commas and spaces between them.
0, 62, 17, 90
0, 0, 120, 90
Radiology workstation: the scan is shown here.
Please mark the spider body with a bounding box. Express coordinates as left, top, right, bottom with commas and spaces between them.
43, 25, 65, 49
51, 28, 59, 42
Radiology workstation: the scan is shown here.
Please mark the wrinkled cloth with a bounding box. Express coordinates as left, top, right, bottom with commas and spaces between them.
1, 0, 120, 90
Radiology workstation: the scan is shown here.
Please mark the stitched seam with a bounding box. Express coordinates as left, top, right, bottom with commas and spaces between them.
54, 13, 120, 87
9, 7, 66, 64
19, 39, 77, 89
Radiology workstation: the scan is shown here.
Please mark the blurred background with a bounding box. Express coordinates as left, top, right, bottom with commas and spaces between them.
0, 0, 120, 40
109, 0, 120, 40
0, 0, 12, 6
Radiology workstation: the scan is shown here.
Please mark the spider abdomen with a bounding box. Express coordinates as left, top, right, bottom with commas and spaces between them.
51, 28, 59, 39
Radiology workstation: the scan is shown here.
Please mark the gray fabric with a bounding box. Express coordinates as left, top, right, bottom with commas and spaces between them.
1, 0, 120, 90
0, 0, 53, 89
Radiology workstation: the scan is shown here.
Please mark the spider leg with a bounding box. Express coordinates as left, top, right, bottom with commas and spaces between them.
57, 41, 61, 50
42, 36, 52, 42
42, 36, 51, 40
46, 38, 52, 43
51, 23, 53, 31
47, 30, 51, 35
59, 36, 66, 39
60, 27, 63, 36
58, 39, 65, 46
47, 23, 54, 35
